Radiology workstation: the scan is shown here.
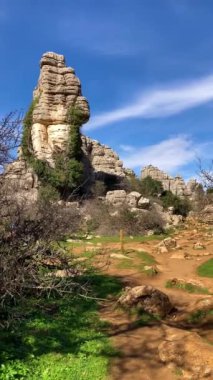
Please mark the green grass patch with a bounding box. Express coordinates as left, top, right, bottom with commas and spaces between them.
63, 233, 168, 248
0, 273, 122, 380
188, 309, 213, 324
116, 251, 157, 275
197, 259, 213, 278
165, 280, 210, 294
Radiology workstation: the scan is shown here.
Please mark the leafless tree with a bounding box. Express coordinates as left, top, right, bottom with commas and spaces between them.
0, 185, 87, 324
0, 112, 22, 170
0, 113, 92, 327
198, 159, 213, 189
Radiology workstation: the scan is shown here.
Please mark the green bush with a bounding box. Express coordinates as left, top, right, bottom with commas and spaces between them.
123, 175, 163, 197
161, 190, 191, 216
139, 176, 163, 197
38, 184, 60, 203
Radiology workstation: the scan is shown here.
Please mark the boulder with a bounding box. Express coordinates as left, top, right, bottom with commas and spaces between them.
105, 190, 127, 207
138, 196, 150, 209
126, 191, 141, 208
201, 205, 213, 224
118, 285, 173, 317
157, 237, 177, 250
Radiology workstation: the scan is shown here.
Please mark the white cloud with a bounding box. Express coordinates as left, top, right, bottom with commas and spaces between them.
120, 135, 207, 173
84, 75, 213, 131
119, 144, 135, 153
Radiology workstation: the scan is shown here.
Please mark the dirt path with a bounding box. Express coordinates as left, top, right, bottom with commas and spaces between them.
98, 224, 213, 380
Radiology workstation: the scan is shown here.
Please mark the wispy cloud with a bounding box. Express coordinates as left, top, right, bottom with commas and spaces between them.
119, 135, 212, 174
84, 75, 213, 131
119, 144, 134, 153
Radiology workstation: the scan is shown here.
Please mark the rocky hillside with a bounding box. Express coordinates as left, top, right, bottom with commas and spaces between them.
141, 164, 200, 199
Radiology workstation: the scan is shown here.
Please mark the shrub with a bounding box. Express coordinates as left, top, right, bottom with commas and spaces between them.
139, 176, 163, 197
124, 175, 163, 198
84, 201, 164, 236
161, 190, 191, 216
38, 184, 60, 203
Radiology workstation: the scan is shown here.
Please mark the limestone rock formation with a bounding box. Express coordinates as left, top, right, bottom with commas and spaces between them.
81, 136, 125, 178
1, 160, 38, 203
31, 52, 89, 163
30, 51, 126, 179
141, 165, 186, 196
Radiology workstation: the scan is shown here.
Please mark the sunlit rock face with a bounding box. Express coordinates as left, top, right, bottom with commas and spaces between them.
31, 52, 90, 163
30, 51, 126, 178
141, 165, 187, 197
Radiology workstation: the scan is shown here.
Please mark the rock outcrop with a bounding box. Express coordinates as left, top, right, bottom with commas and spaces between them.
118, 285, 173, 317
141, 165, 200, 199
105, 190, 151, 209
31, 52, 89, 163
81, 136, 125, 178
1, 160, 38, 203
30, 51, 126, 179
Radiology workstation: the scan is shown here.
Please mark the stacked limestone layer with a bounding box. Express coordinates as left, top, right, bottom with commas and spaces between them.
31, 52, 90, 163
141, 165, 199, 198
81, 136, 125, 177
30, 51, 126, 178
1, 160, 38, 203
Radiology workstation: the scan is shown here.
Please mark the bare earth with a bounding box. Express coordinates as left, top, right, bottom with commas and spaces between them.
95, 223, 213, 380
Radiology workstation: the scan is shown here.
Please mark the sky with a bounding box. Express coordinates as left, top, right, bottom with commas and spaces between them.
0, 0, 213, 179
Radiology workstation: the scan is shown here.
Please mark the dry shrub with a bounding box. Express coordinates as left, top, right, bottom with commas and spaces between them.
83, 200, 164, 236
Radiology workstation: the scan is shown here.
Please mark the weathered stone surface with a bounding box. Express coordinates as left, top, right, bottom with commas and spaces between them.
105, 190, 127, 207
138, 196, 150, 209
81, 136, 125, 177
141, 165, 201, 199
31, 52, 89, 163
118, 285, 173, 317
201, 205, 213, 224
126, 191, 142, 208
157, 237, 177, 253
1, 160, 38, 203
30, 52, 127, 178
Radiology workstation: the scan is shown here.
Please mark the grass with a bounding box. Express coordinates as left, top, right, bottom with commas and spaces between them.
116, 250, 157, 275
188, 309, 213, 324
197, 258, 213, 278
0, 273, 123, 380
173, 367, 183, 377
165, 280, 210, 294
62, 233, 168, 248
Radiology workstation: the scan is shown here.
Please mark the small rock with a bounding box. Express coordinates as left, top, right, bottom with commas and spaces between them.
193, 242, 205, 250
110, 253, 131, 260
158, 246, 169, 254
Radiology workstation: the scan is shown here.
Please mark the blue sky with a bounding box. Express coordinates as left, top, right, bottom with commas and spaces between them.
0, 0, 213, 179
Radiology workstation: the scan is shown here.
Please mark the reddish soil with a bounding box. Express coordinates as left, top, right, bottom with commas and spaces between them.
96, 223, 213, 380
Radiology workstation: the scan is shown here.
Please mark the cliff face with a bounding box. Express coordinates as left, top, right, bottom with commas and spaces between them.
30, 51, 125, 178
